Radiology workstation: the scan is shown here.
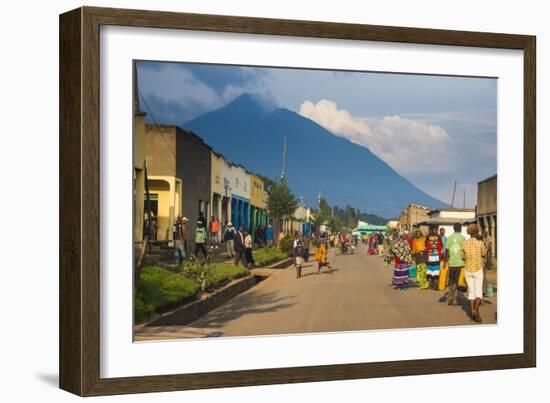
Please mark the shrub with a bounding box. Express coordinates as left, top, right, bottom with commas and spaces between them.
277, 234, 295, 256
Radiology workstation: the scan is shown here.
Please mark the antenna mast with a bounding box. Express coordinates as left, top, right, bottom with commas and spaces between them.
451, 180, 457, 208
280, 135, 287, 179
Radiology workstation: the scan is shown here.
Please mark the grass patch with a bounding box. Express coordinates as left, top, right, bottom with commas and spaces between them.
203, 263, 248, 291
253, 247, 288, 267
135, 266, 199, 323
135, 262, 249, 323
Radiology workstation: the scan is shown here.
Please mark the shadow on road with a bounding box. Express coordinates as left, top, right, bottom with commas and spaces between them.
300, 268, 339, 278
189, 290, 297, 330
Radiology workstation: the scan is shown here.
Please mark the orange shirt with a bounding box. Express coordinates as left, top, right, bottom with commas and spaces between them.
412, 236, 426, 254
210, 220, 220, 233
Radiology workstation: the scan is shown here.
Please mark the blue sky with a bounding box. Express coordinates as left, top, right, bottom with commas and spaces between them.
137, 61, 497, 207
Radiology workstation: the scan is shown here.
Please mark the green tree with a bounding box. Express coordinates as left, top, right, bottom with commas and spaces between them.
345, 204, 356, 228
267, 177, 299, 238
313, 197, 332, 230
328, 215, 343, 233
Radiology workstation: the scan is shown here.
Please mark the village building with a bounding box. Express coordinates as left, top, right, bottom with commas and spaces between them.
248, 172, 268, 235
282, 201, 311, 235
418, 208, 476, 237
477, 174, 497, 259
144, 124, 211, 244
357, 220, 387, 236
386, 220, 399, 229
210, 151, 233, 243
143, 125, 184, 241
398, 204, 431, 231
174, 127, 212, 243
229, 163, 250, 231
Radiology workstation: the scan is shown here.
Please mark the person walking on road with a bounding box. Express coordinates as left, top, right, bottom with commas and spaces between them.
482, 229, 493, 297
194, 220, 208, 260
425, 226, 443, 290
303, 234, 311, 262
377, 231, 385, 255
277, 230, 285, 248
173, 216, 187, 264
223, 222, 236, 258
254, 225, 265, 248
367, 233, 378, 255
244, 230, 255, 269
293, 233, 306, 279
391, 231, 412, 290
265, 224, 274, 247
439, 227, 447, 250
315, 232, 331, 274
233, 226, 246, 267
445, 223, 466, 305
461, 223, 487, 322
209, 215, 220, 249
412, 230, 428, 289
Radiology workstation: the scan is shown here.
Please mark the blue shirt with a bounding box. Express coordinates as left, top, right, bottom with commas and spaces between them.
266, 227, 274, 241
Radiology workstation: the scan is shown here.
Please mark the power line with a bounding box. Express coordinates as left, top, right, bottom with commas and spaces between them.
138, 88, 200, 182
138, 88, 176, 158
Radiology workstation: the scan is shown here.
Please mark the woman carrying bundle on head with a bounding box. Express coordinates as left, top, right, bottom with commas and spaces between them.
391, 231, 412, 290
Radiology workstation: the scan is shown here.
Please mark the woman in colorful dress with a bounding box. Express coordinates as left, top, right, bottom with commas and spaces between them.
391, 231, 412, 290
412, 229, 428, 289
315, 232, 331, 274
367, 233, 378, 255
425, 226, 443, 290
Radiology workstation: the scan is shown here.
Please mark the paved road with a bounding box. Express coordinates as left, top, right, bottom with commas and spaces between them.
135, 244, 497, 341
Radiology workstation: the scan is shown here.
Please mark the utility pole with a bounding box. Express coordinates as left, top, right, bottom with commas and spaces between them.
463, 187, 466, 208
317, 191, 321, 207
451, 180, 457, 208
280, 135, 287, 179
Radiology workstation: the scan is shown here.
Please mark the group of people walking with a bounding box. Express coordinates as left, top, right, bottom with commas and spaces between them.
222, 222, 276, 268
390, 223, 490, 323
292, 232, 332, 279
172, 212, 274, 270
366, 231, 385, 255
172, 212, 213, 264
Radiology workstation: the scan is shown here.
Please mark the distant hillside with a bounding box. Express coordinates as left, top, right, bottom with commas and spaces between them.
183, 93, 448, 217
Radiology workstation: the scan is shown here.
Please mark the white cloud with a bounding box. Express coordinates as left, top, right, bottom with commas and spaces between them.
299, 99, 455, 174
139, 64, 225, 121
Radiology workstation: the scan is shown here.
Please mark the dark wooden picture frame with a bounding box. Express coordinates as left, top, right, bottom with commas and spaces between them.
59, 6, 536, 396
